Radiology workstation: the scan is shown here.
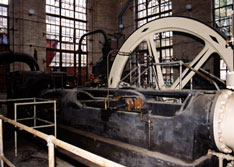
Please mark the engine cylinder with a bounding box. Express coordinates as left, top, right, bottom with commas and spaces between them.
212, 90, 234, 153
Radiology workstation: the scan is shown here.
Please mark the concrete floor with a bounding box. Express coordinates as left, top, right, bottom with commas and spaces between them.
3, 127, 87, 167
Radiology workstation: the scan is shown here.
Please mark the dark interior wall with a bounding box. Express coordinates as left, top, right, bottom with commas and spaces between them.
172, 0, 220, 76
8, 0, 46, 71
6, 0, 135, 75
6, 0, 219, 78
87, 0, 134, 74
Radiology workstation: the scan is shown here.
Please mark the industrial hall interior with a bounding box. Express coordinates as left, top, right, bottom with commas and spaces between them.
1, 0, 234, 167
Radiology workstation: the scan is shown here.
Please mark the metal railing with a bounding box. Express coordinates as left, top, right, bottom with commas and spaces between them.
0, 115, 125, 167
118, 61, 183, 89
208, 150, 234, 167
118, 60, 221, 91
13, 98, 57, 156
0, 98, 57, 157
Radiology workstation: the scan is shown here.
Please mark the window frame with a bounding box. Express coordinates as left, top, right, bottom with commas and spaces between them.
0, 1, 9, 50
46, 0, 87, 72
213, 0, 233, 80
135, 0, 173, 86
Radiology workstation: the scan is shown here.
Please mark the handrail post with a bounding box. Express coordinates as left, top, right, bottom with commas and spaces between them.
0, 118, 3, 167
179, 60, 182, 90
0, 115, 125, 167
48, 136, 55, 167
33, 98, 36, 128
138, 63, 141, 87
53, 101, 57, 138
14, 103, 17, 157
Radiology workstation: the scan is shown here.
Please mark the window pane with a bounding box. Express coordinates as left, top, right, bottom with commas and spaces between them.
214, 0, 232, 80
46, 0, 87, 71
0, 0, 8, 5
136, 0, 173, 85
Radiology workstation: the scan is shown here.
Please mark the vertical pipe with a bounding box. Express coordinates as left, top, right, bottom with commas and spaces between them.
78, 49, 82, 85
140, 112, 152, 150
73, 0, 76, 85
232, 2, 234, 70
14, 104, 17, 157
59, 0, 62, 70
190, 78, 193, 90
148, 120, 152, 150
54, 101, 57, 138
149, 66, 153, 87
118, 0, 132, 34
48, 137, 55, 167
179, 61, 182, 90
12, 0, 15, 53
218, 157, 223, 167
129, 54, 132, 85
138, 63, 141, 87
0, 118, 4, 167
33, 98, 36, 128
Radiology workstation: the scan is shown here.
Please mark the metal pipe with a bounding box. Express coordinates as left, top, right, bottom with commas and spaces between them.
218, 157, 223, 167
33, 118, 54, 125
53, 138, 125, 167
31, 125, 55, 129
190, 78, 193, 90
0, 51, 40, 71
106, 50, 117, 109
179, 61, 182, 90
118, 0, 132, 34
119, 61, 181, 88
0, 115, 125, 167
208, 150, 234, 167
138, 63, 141, 87
130, 54, 132, 85
149, 66, 153, 87
232, 2, 234, 70
17, 117, 34, 121
14, 103, 17, 157
0, 156, 15, 167
118, 66, 138, 87
154, 61, 182, 66
199, 68, 225, 85
182, 63, 220, 91
0, 97, 35, 103
140, 112, 152, 149
14, 100, 57, 157
15, 101, 56, 106
54, 101, 57, 138
34, 98, 36, 129
107, 50, 116, 87
0, 119, 3, 167
76, 29, 110, 86
1, 115, 50, 141
48, 136, 55, 167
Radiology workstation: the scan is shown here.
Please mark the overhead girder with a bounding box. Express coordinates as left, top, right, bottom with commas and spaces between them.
108, 16, 233, 89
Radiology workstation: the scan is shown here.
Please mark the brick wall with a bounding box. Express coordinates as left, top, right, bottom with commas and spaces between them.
172, 0, 219, 77
9, 0, 46, 72
87, 0, 134, 74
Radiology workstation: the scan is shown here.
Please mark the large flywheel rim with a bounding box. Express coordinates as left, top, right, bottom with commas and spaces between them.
108, 16, 233, 89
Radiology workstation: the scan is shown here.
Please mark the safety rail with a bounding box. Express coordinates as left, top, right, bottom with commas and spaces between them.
118, 60, 221, 91
0, 98, 57, 157
208, 150, 234, 167
13, 98, 57, 157
118, 61, 183, 89
0, 115, 125, 167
